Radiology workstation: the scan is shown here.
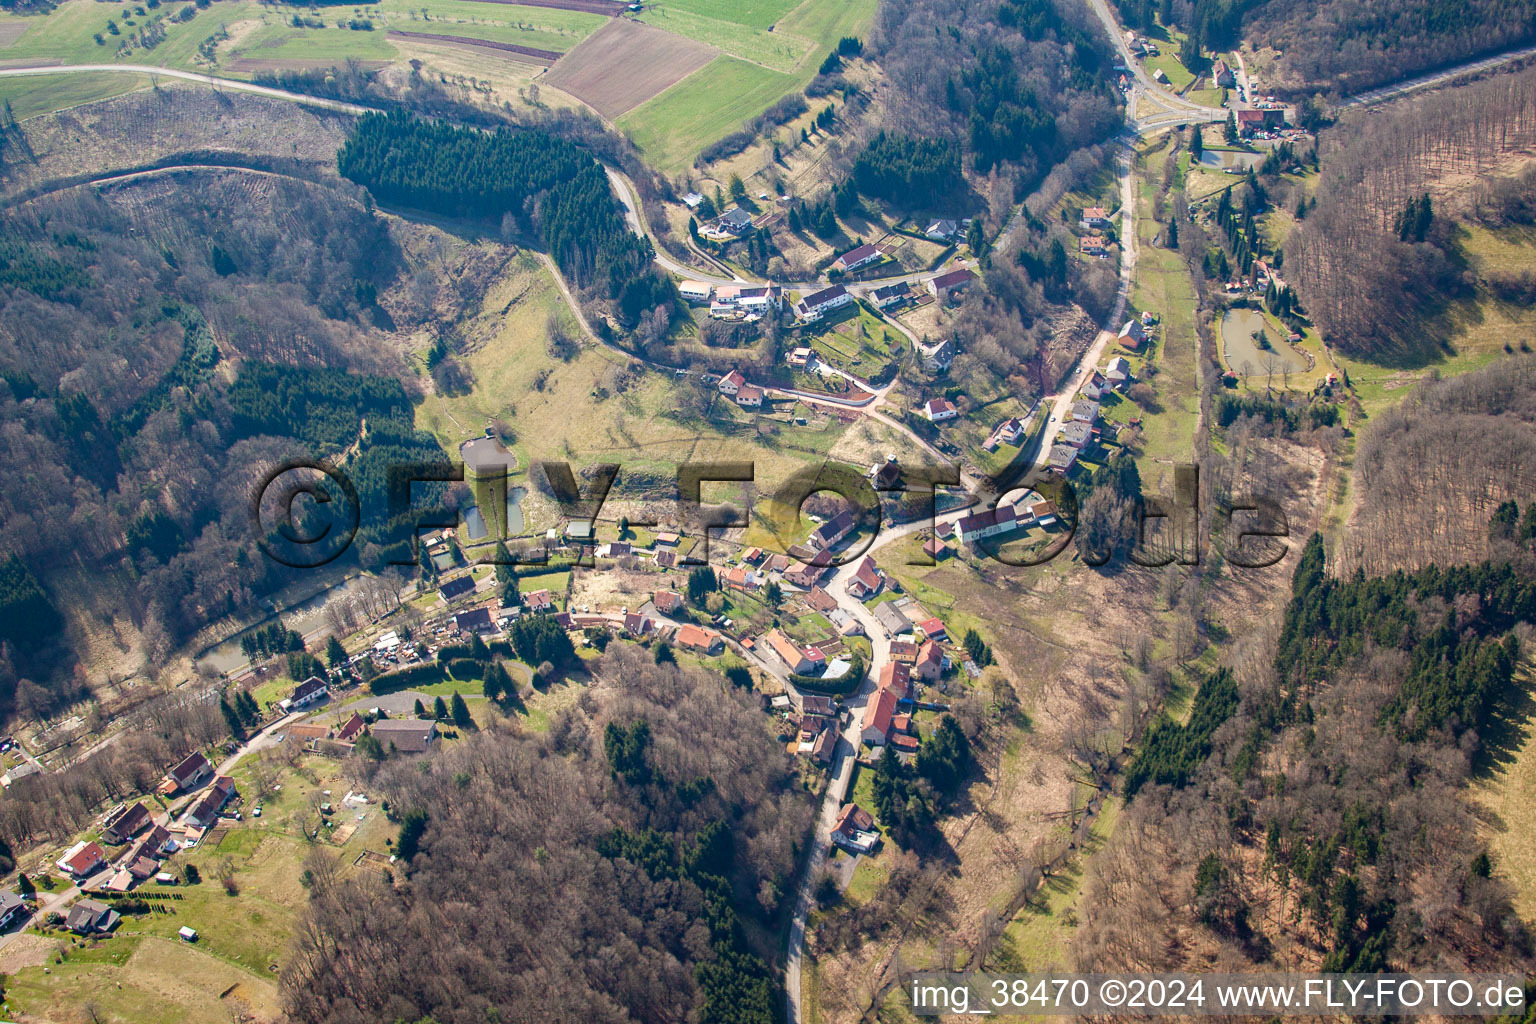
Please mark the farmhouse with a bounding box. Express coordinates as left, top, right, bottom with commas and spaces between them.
766, 629, 814, 674
860, 689, 898, 746
794, 284, 852, 322
833, 243, 884, 273
159, 751, 211, 795
736, 386, 764, 409
922, 398, 959, 422
679, 280, 712, 304
928, 267, 975, 301
676, 624, 723, 655
101, 801, 153, 845
957, 505, 1026, 545
371, 718, 438, 755
809, 510, 855, 551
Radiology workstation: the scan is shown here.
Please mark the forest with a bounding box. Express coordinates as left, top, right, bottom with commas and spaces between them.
1286, 65, 1536, 360
280, 646, 813, 1024
337, 112, 672, 324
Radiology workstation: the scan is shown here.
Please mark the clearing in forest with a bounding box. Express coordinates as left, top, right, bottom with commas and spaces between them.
542, 18, 717, 118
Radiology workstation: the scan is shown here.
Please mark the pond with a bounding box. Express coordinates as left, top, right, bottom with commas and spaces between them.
1221, 308, 1310, 377
194, 574, 376, 677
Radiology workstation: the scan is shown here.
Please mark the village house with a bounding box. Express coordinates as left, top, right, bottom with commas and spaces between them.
766, 629, 814, 675
1081, 206, 1112, 230
828, 607, 864, 636
811, 728, 838, 764
870, 281, 909, 309
764, 552, 793, 574
371, 718, 438, 755
653, 590, 684, 615
283, 676, 328, 711
336, 712, 367, 744
806, 586, 839, 613
878, 661, 911, 700
159, 751, 212, 796
846, 556, 884, 599
1029, 500, 1060, 528
786, 346, 816, 369
183, 776, 237, 829
454, 608, 495, 634
623, 612, 654, 636
713, 207, 753, 237
1080, 234, 1109, 257
1072, 399, 1100, 423
808, 509, 855, 551
925, 218, 959, 241
438, 575, 475, 602
524, 589, 554, 613
916, 617, 947, 642
794, 283, 852, 322
833, 242, 884, 273
724, 566, 760, 593
0, 892, 28, 930
66, 899, 120, 936
678, 280, 712, 305
870, 456, 902, 489
874, 601, 911, 636
922, 397, 959, 422
1106, 356, 1131, 385
101, 802, 153, 845
717, 370, 746, 396
564, 520, 595, 545
957, 504, 1026, 546
284, 721, 331, 745
860, 689, 898, 746
676, 624, 724, 655
923, 537, 950, 561
916, 338, 955, 374
913, 640, 945, 681
1118, 318, 1147, 351
1049, 443, 1080, 473
784, 561, 827, 588
889, 640, 920, 664
1081, 372, 1107, 402
1213, 60, 1235, 87
1061, 421, 1095, 449
736, 386, 764, 409
832, 803, 880, 854
57, 841, 108, 879
928, 267, 975, 302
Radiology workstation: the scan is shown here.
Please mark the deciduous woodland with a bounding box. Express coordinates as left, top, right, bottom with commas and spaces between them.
281, 647, 813, 1024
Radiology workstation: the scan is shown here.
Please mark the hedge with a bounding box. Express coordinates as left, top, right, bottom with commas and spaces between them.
445, 658, 483, 681
789, 655, 865, 696
369, 662, 446, 695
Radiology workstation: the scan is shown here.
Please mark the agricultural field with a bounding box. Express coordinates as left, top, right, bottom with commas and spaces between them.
0, 69, 151, 120
617, 55, 794, 172
541, 17, 716, 118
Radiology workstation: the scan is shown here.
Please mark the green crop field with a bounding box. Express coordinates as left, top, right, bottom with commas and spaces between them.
232, 21, 398, 62
637, 5, 810, 71
618, 55, 793, 172
0, 70, 151, 119
653, 0, 801, 30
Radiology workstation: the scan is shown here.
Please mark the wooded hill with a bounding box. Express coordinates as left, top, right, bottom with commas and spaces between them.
281, 646, 813, 1024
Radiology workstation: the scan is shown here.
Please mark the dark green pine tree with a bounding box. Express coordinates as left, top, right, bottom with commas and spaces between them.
450, 692, 472, 729
432, 695, 448, 721
220, 697, 246, 741
326, 635, 347, 668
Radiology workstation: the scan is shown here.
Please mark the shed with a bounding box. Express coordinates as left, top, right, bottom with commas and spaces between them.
179, 926, 198, 942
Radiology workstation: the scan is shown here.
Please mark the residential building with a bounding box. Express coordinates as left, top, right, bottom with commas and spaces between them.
676, 624, 723, 654
1061, 421, 1094, 449
371, 718, 438, 754
811, 728, 838, 764
925, 218, 959, 241
1048, 443, 1079, 473
833, 243, 884, 273
870, 281, 909, 309
832, 803, 880, 854
523, 589, 554, 613
438, 575, 475, 602
922, 397, 959, 422
928, 267, 975, 301
0, 892, 28, 930
714, 208, 753, 236
66, 899, 120, 936
784, 561, 827, 588
736, 386, 764, 409
786, 346, 815, 368
623, 612, 653, 636
794, 284, 852, 321
1080, 234, 1109, 256
183, 776, 237, 828
1081, 206, 1111, 229
828, 608, 864, 636
923, 537, 949, 560
286, 675, 329, 710
916, 617, 947, 641
766, 629, 814, 674
159, 751, 212, 795
723, 566, 759, 592
454, 608, 494, 634
846, 556, 883, 599
564, 520, 595, 544
957, 505, 1025, 545
718, 370, 745, 396
653, 590, 684, 615
1029, 501, 1060, 528
678, 280, 712, 304
917, 336, 957, 372
57, 841, 108, 878
889, 640, 919, 663
860, 689, 898, 745
735, 285, 781, 313
874, 601, 911, 636
1106, 356, 1131, 385
1213, 60, 1235, 87
1072, 399, 1100, 423
102, 802, 153, 845
655, 531, 682, 547
913, 640, 945, 681
336, 712, 367, 743
806, 586, 839, 613
878, 661, 911, 700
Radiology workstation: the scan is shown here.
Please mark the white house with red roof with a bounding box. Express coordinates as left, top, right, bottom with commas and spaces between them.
718, 370, 746, 396
922, 398, 959, 422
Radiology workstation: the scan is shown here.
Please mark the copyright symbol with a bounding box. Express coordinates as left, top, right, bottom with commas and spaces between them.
249, 460, 360, 569
1101, 980, 1126, 1007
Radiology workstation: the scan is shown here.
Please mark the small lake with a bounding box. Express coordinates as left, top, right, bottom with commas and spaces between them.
1221, 308, 1310, 377
194, 574, 375, 677
1199, 149, 1265, 172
